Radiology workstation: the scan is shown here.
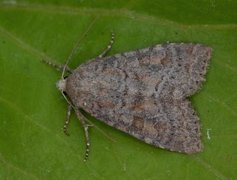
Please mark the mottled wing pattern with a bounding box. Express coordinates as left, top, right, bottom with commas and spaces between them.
66, 43, 212, 153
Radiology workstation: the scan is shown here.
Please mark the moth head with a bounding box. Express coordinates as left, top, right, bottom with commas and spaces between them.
56, 78, 66, 92
56, 77, 73, 106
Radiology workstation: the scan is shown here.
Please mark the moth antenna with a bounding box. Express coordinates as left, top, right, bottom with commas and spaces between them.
61, 17, 98, 79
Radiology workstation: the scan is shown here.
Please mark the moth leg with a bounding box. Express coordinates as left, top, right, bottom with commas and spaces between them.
41, 59, 72, 73
98, 32, 115, 58
63, 104, 72, 136
74, 108, 92, 162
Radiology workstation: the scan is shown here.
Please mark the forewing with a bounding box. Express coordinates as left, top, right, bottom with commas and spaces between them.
103, 98, 201, 154
159, 43, 212, 98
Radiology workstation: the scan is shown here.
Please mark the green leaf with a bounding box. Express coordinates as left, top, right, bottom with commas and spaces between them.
0, 1, 236, 179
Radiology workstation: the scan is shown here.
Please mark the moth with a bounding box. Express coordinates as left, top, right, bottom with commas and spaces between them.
44, 33, 212, 161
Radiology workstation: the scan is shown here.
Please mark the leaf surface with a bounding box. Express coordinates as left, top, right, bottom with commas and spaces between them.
0, 1, 236, 179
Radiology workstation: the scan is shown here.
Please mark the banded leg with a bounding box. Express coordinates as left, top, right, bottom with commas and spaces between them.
98, 32, 115, 58
63, 104, 72, 136
41, 59, 72, 73
74, 109, 92, 161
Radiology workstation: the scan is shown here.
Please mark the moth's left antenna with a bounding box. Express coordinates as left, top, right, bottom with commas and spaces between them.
61, 17, 98, 79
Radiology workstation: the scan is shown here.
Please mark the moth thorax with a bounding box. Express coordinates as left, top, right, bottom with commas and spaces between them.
56, 79, 66, 92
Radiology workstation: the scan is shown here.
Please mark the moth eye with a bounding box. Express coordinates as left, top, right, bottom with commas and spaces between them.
63, 91, 68, 96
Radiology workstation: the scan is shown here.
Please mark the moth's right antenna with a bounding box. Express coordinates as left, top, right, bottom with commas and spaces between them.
61, 17, 98, 79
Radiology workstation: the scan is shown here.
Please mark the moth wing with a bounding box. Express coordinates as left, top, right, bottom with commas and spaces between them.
65, 43, 210, 153
123, 98, 202, 154
89, 96, 202, 154
154, 43, 212, 98
67, 43, 212, 102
